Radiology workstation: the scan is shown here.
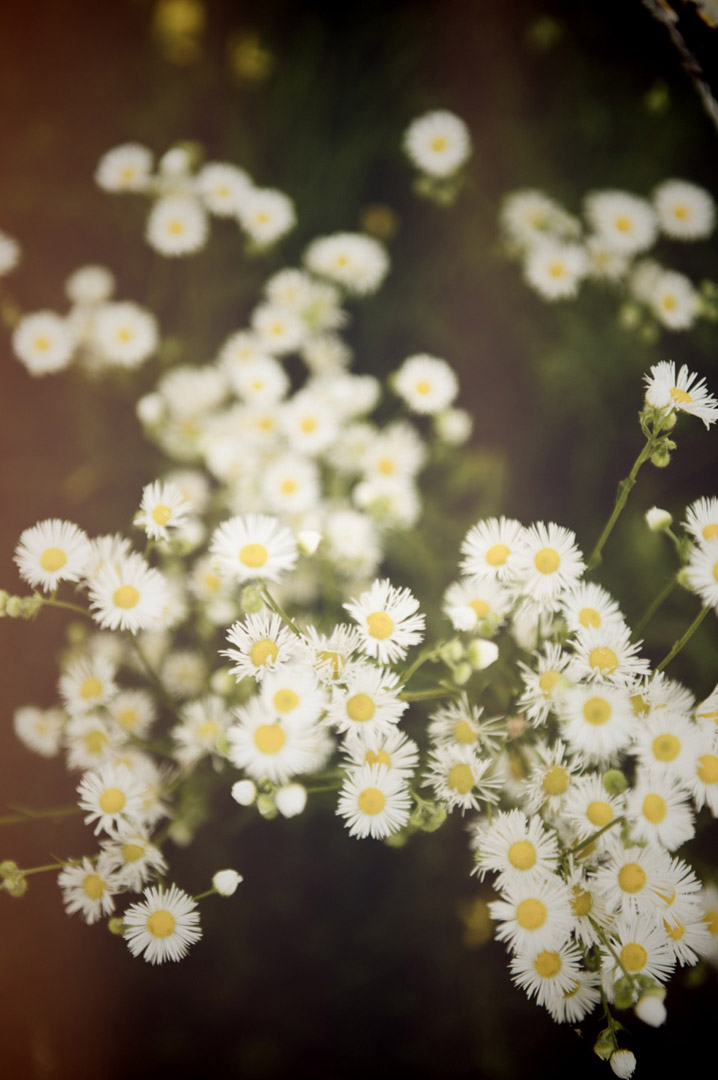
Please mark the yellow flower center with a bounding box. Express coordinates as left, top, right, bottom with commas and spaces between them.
533, 950, 561, 978
453, 720, 477, 745
516, 898, 547, 930
34, 336, 50, 351
615, 215, 632, 233
84, 730, 107, 755
119, 709, 137, 731
431, 136, 447, 152
300, 417, 317, 433
113, 585, 140, 609
586, 800, 613, 827
705, 909, 718, 936
670, 386, 692, 405
583, 696, 611, 726
357, 787, 386, 815
367, 611, 394, 640
168, 220, 185, 235
697, 754, 718, 784
281, 480, 297, 494
254, 723, 286, 754
121, 843, 145, 863
579, 606, 601, 628
702, 523, 718, 541
652, 733, 680, 762
447, 763, 474, 795
415, 380, 432, 395
378, 457, 395, 475
365, 749, 391, 768
152, 504, 173, 526
99, 788, 126, 814
508, 840, 536, 870
469, 599, 489, 618
620, 943, 647, 972
318, 650, 343, 678
548, 262, 565, 279
80, 677, 104, 700
147, 910, 176, 938
534, 547, 560, 574
642, 793, 667, 824
662, 294, 677, 311
630, 694, 649, 717
249, 639, 279, 667
117, 328, 133, 342
40, 547, 67, 572
538, 670, 561, 696
346, 693, 375, 723
239, 543, 268, 568
673, 204, 689, 220
570, 886, 593, 917
197, 721, 219, 741
588, 646, 618, 673
83, 874, 105, 900
618, 862, 647, 894
485, 543, 510, 567
273, 689, 299, 714
542, 765, 569, 796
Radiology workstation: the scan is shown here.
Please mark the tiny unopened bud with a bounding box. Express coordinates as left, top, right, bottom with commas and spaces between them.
168, 821, 194, 847
212, 869, 244, 896
240, 584, 264, 614
453, 661, 473, 686
275, 783, 307, 818
593, 1027, 616, 1061
3, 873, 28, 898
6, 597, 22, 618
231, 779, 257, 806
613, 975, 637, 1011
136, 392, 165, 425
297, 530, 322, 556
0, 590, 8, 615
108, 917, 126, 935
0, 860, 19, 878
609, 1050, 636, 1078
645, 506, 672, 532
256, 793, 278, 819
650, 447, 671, 468
466, 638, 499, 671
634, 988, 666, 1027
210, 667, 235, 696
434, 408, 473, 446
439, 639, 464, 664
20, 595, 43, 618
603, 769, 627, 796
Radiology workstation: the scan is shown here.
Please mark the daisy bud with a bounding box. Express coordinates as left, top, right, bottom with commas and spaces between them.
240, 585, 264, 614
0, 860, 19, 878
6, 597, 22, 618
212, 869, 244, 896
136, 393, 165, 425
297, 530, 322, 556
275, 783, 307, 818
645, 506, 672, 532
593, 1028, 616, 1061
634, 988, 667, 1027
466, 638, 500, 671
0, 590, 8, 615
613, 976, 637, 1011
610, 1050, 636, 1078
231, 779, 257, 806
168, 821, 194, 847
453, 661, 473, 685
210, 668, 235, 696
439, 639, 464, 664
3, 872, 27, 898
650, 445, 672, 468
108, 917, 126, 935
602, 769, 628, 796
256, 793, 278, 819
434, 407, 473, 446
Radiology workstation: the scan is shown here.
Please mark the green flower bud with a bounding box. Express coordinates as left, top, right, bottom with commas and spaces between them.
6, 597, 22, 618
453, 661, 473, 686
241, 585, 264, 614
3, 873, 28, 898
108, 917, 126, 936
0, 860, 19, 878
256, 793, 278, 820
603, 769, 628, 796
614, 976, 637, 1011
593, 1027, 617, 1061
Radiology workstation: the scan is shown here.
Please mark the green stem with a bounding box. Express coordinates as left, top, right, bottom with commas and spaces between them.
39, 596, 93, 620
0, 805, 82, 826
127, 634, 175, 708
400, 688, 458, 702
400, 646, 440, 685
592, 920, 637, 986
634, 575, 678, 635
193, 888, 218, 902
656, 605, 711, 672
587, 438, 655, 572
564, 815, 624, 857
260, 586, 302, 637
305, 782, 341, 794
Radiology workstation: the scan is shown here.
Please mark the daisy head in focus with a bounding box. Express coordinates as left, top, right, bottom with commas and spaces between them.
403, 109, 472, 178
644, 361, 718, 429
336, 763, 412, 839
14, 518, 92, 592
87, 551, 170, 633
135, 479, 193, 542
210, 513, 298, 584
123, 883, 202, 964
344, 578, 425, 665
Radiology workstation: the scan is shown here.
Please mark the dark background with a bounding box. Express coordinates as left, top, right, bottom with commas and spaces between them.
1, 1, 717, 1077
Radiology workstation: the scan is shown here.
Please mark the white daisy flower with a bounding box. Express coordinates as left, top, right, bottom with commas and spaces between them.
12, 311, 75, 376
210, 513, 298, 584
489, 875, 574, 955
59, 655, 118, 717
510, 939, 586, 1011
584, 236, 631, 281
403, 109, 472, 178
559, 582, 624, 634
280, 390, 339, 455
500, 189, 580, 251
644, 360, 718, 428
423, 744, 498, 814
393, 353, 459, 414
172, 695, 232, 767
653, 178, 716, 240
659, 901, 712, 967
88, 552, 170, 633
0, 230, 20, 276
358, 420, 428, 481
626, 777, 695, 851
685, 540, 718, 609
304, 233, 390, 295
474, 809, 560, 887
340, 726, 419, 780
442, 576, 512, 633
77, 762, 147, 835
460, 516, 527, 581
558, 683, 636, 764
684, 497, 718, 546
261, 456, 320, 515
428, 697, 505, 755
100, 826, 168, 892
523, 241, 588, 301
95, 143, 153, 192
13, 705, 65, 757
66, 265, 115, 306
222, 611, 300, 683
196, 161, 253, 216
695, 684, 718, 735
58, 855, 122, 924
93, 302, 159, 368
434, 406, 473, 445
64, 714, 119, 772
344, 578, 425, 665
226, 696, 318, 784
511, 521, 585, 605
251, 303, 305, 355
324, 663, 407, 737
584, 190, 658, 254
14, 518, 91, 592
161, 649, 208, 699
569, 622, 650, 685
146, 194, 209, 256
353, 475, 422, 529
680, 733, 718, 814
336, 763, 411, 839
594, 838, 674, 920
135, 479, 193, 542
299, 624, 363, 685
631, 711, 701, 782
650, 269, 699, 331
602, 916, 676, 993
259, 664, 327, 727
517, 644, 574, 727
106, 689, 157, 740
545, 969, 601, 1024
123, 883, 202, 964
226, 355, 290, 405
562, 772, 623, 846
521, 740, 582, 815
217, 329, 268, 368
238, 187, 296, 247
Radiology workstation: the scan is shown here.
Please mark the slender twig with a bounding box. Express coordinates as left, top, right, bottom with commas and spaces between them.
587, 438, 654, 571
656, 605, 711, 671
634, 575, 678, 634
